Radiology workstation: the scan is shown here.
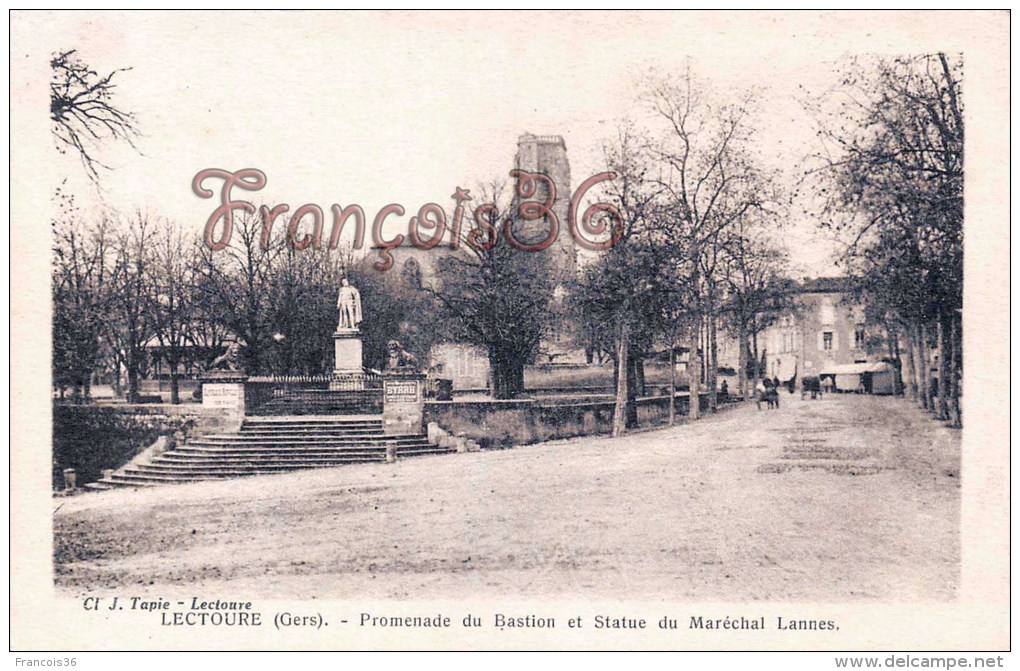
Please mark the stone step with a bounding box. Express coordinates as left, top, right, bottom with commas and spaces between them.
188, 437, 423, 448
171, 446, 414, 456
141, 450, 455, 473
183, 438, 425, 449
203, 428, 411, 435
155, 445, 448, 461
92, 412, 452, 489
156, 449, 390, 460
97, 448, 456, 488
127, 461, 379, 474
148, 456, 387, 467
168, 445, 395, 455
164, 444, 432, 456
237, 426, 383, 434
172, 449, 421, 459
242, 409, 383, 420
242, 418, 383, 425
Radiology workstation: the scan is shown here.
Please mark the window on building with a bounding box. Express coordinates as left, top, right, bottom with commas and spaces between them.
854, 328, 866, 350
822, 331, 833, 351
819, 299, 836, 325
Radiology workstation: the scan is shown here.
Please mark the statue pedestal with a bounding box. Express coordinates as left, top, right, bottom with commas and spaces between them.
333, 329, 363, 374
199, 372, 248, 424
382, 371, 426, 436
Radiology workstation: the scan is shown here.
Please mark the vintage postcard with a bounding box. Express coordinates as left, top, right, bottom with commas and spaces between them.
10, 10, 1010, 654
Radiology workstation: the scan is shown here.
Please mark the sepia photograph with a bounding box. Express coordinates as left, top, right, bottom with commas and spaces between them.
10, 9, 1009, 655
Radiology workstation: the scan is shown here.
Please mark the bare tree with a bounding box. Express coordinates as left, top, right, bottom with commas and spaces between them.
105, 211, 156, 403
51, 187, 112, 400
719, 223, 793, 400
50, 49, 138, 182
194, 209, 284, 374
150, 221, 200, 403
643, 66, 775, 420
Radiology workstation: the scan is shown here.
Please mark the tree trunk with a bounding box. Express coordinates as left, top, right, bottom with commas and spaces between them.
170, 371, 180, 405
885, 323, 902, 396
490, 351, 525, 400
689, 319, 701, 422
910, 327, 922, 406
612, 322, 629, 437
708, 313, 718, 412
903, 331, 918, 402
737, 326, 748, 400
937, 314, 950, 421
113, 365, 122, 398
126, 349, 140, 404
751, 327, 760, 393
950, 310, 962, 427
626, 353, 639, 429
634, 355, 646, 398
668, 344, 677, 426
918, 323, 931, 411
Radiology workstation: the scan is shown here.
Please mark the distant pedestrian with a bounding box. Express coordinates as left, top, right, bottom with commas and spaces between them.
765, 379, 779, 410
720, 380, 729, 401
755, 379, 767, 411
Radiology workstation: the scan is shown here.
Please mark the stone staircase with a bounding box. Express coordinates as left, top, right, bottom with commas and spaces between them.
88, 415, 453, 489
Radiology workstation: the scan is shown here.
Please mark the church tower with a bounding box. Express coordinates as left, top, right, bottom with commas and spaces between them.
513, 133, 576, 281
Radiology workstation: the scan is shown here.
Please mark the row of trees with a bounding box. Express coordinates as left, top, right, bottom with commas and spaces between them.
570, 71, 793, 435
52, 199, 444, 403
54, 48, 961, 432
809, 53, 964, 426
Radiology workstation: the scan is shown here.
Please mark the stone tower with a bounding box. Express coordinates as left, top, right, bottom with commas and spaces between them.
513, 133, 576, 281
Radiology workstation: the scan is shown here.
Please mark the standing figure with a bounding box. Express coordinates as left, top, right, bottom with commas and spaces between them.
337, 278, 363, 330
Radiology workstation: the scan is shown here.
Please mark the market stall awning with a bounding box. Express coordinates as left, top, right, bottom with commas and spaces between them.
819, 362, 894, 376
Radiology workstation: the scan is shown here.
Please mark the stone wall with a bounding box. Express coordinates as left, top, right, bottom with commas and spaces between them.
424, 393, 717, 449
51, 404, 229, 489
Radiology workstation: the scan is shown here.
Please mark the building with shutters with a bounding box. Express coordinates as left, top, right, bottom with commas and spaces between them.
739, 277, 891, 386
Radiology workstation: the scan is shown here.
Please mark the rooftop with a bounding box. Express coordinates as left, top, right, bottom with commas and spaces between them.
796, 276, 848, 294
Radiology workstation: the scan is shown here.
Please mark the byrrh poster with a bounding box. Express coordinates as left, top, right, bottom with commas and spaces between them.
9, 10, 1009, 657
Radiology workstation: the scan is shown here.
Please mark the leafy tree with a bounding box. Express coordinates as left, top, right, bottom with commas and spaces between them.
807, 53, 963, 425
573, 238, 671, 433
265, 245, 351, 375
432, 182, 556, 399
349, 257, 445, 371
590, 125, 668, 433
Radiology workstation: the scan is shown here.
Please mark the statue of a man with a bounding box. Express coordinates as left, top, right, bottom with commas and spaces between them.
337, 277, 363, 330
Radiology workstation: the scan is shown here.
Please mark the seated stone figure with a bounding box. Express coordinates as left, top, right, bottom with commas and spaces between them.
384, 340, 419, 371
208, 341, 243, 372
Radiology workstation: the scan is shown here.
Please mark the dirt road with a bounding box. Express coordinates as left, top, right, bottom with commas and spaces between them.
54, 393, 960, 601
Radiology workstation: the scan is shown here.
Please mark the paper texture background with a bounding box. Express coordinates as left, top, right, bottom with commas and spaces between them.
10, 10, 1009, 651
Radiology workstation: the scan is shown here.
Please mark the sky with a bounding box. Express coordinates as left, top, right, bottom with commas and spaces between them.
13, 10, 997, 278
